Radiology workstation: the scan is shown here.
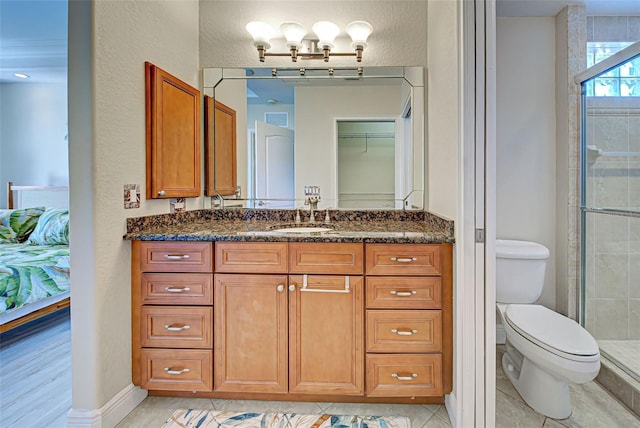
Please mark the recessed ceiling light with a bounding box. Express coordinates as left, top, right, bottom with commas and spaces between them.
14, 73, 30, 79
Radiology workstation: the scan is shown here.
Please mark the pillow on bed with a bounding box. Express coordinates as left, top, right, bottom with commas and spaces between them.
0, 206, 46, 243
26, 208, 70, 245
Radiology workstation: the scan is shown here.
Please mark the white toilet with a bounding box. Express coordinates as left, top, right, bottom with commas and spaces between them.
496, 239, 600, 419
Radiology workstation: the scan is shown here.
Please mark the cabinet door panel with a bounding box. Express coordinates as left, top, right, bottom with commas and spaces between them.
289, 242, 363, 274
214, 274, 288, 393
145, 62, 201, 198
215, 242, 288, 273
288, 275, 364, 395
140, 273, 212, 305
366, 276, 441, 309
140, 349, 212, 392
366, 354, 442, 397
366, 310, 442, 353
365, 244, 441, 276
205, 97, 237, 196
140, 306, 212, 348
139, 242, 212, 273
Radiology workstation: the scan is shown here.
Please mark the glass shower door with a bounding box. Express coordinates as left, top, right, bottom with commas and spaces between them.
580, 52, 640, 383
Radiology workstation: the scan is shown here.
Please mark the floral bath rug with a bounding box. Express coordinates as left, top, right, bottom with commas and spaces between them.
161, 409, 412, 428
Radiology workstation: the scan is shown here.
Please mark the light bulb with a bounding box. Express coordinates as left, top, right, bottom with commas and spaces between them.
246, 21, 276, 48
280, 22, 306, 49
346, 21, 373, 49
312, 21, 340, 50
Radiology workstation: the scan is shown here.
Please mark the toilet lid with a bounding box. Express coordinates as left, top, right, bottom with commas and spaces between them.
504, 304, 599, 358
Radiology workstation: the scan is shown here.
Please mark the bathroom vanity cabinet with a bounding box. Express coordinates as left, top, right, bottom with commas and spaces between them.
131, 240, 452, 403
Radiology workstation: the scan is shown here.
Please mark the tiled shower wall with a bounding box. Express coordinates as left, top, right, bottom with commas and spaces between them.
584, 98, 640, 340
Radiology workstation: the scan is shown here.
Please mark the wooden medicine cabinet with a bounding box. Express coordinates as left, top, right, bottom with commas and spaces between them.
145, 62, 201, 199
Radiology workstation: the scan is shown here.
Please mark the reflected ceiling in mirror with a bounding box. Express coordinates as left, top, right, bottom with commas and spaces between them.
203, 66, 424, 210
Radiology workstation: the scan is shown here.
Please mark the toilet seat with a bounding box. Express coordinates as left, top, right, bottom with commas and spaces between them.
504, 304, 599, 362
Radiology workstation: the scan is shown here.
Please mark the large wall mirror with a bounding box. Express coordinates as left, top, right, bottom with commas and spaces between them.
203, 66, 424, 210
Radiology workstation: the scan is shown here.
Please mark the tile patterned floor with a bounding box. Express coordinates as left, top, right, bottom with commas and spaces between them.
598, 340, 640, 382
116, 398, 452, 428
3, 312, 640, 428
117, 345, 640, 427
496, 345, 640, 428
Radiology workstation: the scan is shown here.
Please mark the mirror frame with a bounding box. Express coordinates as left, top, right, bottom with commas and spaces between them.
202, 66, 425, 210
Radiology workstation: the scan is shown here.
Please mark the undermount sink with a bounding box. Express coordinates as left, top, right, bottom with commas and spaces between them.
272, 226, 333, 233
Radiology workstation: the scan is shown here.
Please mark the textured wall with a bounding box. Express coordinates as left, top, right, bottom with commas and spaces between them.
70, 0, 200, 410
496, 17, 558, 309
199, 1, 427, 69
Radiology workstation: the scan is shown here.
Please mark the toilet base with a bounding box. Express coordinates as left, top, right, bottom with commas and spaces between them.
502, 352, 571, 419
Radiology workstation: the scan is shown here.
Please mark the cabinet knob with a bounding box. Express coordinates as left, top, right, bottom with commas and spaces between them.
289, 284, 296, 292
277, 284, 284, 292
158, 190, 166, 196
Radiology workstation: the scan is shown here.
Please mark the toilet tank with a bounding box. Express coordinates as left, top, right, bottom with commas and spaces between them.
496, 239, 549, 304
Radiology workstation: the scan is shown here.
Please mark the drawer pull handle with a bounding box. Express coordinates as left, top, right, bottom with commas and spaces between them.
390, 257, 418, 263
164, 324, 190, 332
164, 254, 190, 260
165, 287, 191, 293
164, 367, 190, 375
300, 274, 350, 293
392, 373, 418, 381
391, 328, 418, 336
390, 290, 417, 297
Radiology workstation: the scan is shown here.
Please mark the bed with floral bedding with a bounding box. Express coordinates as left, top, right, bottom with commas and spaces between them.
0, 206, 70, 332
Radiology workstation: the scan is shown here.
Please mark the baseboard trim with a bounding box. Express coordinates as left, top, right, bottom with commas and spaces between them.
445, 392, 457, 427
67, 383, 147, 428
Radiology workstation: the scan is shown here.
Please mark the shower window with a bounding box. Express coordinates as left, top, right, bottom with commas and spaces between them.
586, 42, 640, 97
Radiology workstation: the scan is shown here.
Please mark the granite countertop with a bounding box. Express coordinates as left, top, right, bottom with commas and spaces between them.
123, 209, 455, 244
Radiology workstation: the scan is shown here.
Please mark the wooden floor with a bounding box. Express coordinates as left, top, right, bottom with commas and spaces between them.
0, 309, 71, 428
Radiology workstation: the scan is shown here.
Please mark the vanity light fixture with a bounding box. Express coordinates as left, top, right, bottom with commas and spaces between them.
14, 73, 30, 79
246, 20, 373, 63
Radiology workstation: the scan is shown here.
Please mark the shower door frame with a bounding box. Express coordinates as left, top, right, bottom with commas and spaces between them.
575, 42, 640, 374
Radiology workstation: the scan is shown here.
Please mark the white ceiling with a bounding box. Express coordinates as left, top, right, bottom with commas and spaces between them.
497, 0, 640, 17
0, 1, 639, 84
0, 0, 68, 84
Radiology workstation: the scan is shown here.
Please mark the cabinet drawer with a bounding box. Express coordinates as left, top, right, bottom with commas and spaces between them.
366, 354, 442, 397
140, 349, 212, 391
140, 306, 212, 348
215, 242, 288, 273
366, 277, 441, 309
366, 310, 442, 353
365, 244, 441, 276
141, 273, 212, 305
289, 243, 363, 274
139, 242, 212, 273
